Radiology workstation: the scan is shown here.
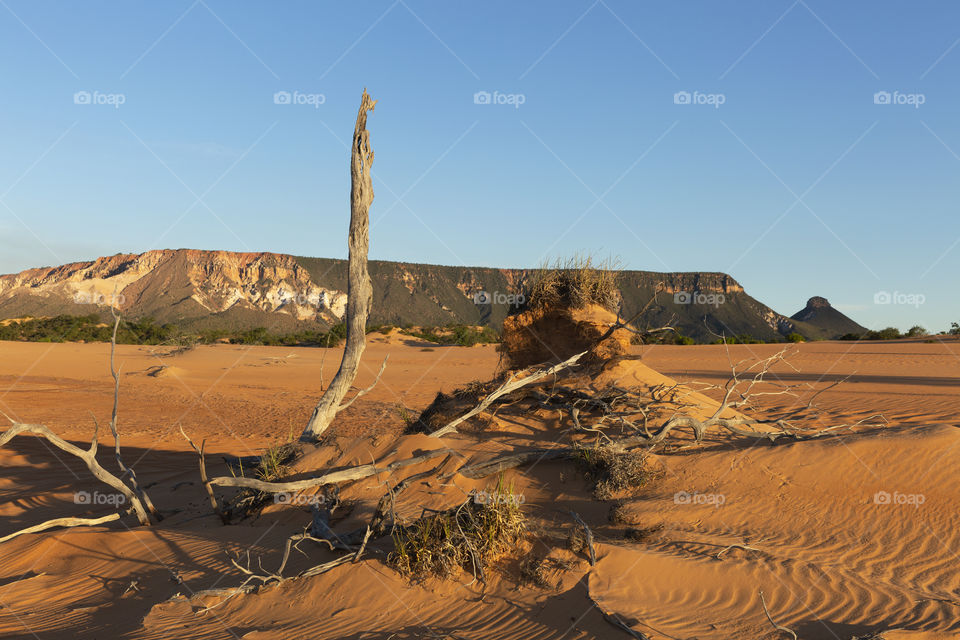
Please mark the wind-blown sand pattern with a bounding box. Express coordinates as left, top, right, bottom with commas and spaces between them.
1, 339, 958, 639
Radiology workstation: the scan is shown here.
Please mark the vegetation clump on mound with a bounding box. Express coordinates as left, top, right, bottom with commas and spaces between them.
524, 255, 621, 312
389, 480, 526, 581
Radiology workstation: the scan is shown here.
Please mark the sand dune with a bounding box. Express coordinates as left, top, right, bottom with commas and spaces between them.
1, 340, 959, 639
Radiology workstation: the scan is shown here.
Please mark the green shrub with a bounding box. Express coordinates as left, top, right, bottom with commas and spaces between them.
785, 332, 805, 343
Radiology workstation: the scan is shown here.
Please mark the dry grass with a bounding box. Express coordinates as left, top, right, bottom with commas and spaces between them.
526, 255, 621, 311
389, 479, 526, 581
519, 554, 556, 589
576, 446, 659, 500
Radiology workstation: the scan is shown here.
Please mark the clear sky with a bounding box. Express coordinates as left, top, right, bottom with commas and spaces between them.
1, 1, 957, 331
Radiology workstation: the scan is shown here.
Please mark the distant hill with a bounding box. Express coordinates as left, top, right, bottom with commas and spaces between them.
790, 296, 868, 338
0, 250, 849, 343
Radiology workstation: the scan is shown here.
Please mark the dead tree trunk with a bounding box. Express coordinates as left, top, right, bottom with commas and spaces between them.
301, 89, 377, 443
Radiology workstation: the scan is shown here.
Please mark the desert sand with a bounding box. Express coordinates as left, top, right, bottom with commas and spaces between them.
1, 338, 959, 639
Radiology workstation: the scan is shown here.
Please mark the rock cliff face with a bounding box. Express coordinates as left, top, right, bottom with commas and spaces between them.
0, 250, 346, 328
0, 250, 850, 341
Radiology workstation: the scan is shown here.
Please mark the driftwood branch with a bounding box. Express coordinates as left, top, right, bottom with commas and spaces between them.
0, 513, 121, 544
180, 426, 228, 524
0, 422, 151, 526
301, 89, 377, 442
759, 590, 798, 640
107, 304, 161, 521
431, 351, 587, 438
337, 355, 389, 412
208, 448, 458, 493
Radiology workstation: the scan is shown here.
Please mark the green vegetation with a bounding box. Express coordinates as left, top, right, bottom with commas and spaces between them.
906, 325, 928, 338
401, 324, 500, 346
0, 314, 183, 345
712, 334, 764, 345
785, 332, 805, 343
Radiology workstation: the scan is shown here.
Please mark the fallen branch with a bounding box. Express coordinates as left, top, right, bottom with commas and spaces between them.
0, 513, 121, 544
0, 422, 151, 526
208, 448, 458, 493
431, 351, 587, 438
759, 589, 798, 640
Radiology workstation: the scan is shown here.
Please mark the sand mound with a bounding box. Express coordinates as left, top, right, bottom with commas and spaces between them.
501, 304, 631, 368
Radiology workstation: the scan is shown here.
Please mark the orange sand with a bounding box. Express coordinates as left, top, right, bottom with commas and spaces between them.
1, 340, 958, 639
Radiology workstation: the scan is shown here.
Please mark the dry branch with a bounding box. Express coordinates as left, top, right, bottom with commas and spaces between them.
430, 351, 587, 438
759, 589, 798, 640
107, 305, 161, 521
208, 448, 458, 493
0, 422, 151, 526
301, 89, 377, 442
180, 426, 228, 524
0, 513, 120, 544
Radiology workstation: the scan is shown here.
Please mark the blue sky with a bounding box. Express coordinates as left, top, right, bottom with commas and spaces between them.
1, 1, 958, 331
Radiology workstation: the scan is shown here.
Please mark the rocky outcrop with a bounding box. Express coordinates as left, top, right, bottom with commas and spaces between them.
0, 250, 861, 341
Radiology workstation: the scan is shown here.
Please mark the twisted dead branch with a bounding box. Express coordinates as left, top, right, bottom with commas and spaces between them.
108, 304, 161, 521
0, 513, 121, 545
207, 447, 458, 493
180, 426, 228, 524
0, 421, 152, 527
759, 589, 798, 640
301, 89, 378, 442
430, 350, 587, 438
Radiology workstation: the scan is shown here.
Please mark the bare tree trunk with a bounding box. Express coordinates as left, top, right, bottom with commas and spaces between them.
301, 89, 377, 443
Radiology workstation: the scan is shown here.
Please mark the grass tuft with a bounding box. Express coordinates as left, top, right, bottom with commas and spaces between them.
526, 255, 621, 311
389, 478, 526, 581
